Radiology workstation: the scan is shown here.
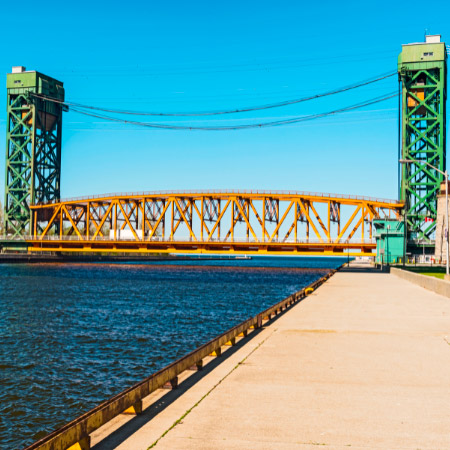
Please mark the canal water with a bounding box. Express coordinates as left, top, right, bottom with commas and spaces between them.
0, 256, 345, 449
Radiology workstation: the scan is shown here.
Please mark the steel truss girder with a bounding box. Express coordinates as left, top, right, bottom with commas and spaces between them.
29, 192, 402, 256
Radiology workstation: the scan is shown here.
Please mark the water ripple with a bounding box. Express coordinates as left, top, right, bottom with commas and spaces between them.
0, 256, 344, 448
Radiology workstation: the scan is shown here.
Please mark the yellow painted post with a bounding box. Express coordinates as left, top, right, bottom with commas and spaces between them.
337, 205, 340, 236
190, 202, 193, 239
294, 200, 298, 242
123, 400, 143, 415
217, 199, 221, 240
276, 200, 279, 241
110, 202, 114, 234
209, 347, 222, 357
114, 202, 117, 240
67, 436, 90, 450
361, 206, 365, 242
306, 207, 310, 241
60, 207, 63, 239
246, 202, 250, 239
161, 200, 165, 241
231, 199, 235, 242
328, 201, 331, 244
200, 196, 204, 241
170, 199, 174, 240
86, 203, 90, 240
262, 197, 266, 242
135, 201, 139, 236
141, 200, 145, 241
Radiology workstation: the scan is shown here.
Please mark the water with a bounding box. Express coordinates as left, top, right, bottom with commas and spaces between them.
0, 256, 345, 449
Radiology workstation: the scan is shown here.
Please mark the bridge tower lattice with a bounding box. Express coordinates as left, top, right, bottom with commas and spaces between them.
4, 67, 64, 237
398, 35, 447, 244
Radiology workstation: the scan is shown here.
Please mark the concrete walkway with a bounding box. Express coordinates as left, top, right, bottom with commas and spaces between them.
92, 263, 450, 449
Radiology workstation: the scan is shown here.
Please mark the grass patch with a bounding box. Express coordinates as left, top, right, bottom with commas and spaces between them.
404, 266, 446, 279
420, 272, 445, 279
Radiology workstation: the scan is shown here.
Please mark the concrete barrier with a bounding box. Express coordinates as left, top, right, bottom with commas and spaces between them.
391, 267, 450, 298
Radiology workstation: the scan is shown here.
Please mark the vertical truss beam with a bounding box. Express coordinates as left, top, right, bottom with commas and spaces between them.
4, 71, 64, 237
399, 42, 447, 243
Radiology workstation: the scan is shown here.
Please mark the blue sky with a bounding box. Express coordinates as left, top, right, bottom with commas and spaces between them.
1, 0, 449, 202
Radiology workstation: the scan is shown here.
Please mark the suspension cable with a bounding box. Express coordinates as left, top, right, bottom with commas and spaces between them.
67, 91, 399, 131
30, 71, 396, 117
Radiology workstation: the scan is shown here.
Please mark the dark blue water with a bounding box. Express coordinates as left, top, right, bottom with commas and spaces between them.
0, 256, 344, 449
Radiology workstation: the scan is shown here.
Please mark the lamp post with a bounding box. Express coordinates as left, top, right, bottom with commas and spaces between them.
399, 158, 449, 277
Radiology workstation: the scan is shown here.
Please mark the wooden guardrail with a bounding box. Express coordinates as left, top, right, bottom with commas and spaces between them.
24, 266, 341, 450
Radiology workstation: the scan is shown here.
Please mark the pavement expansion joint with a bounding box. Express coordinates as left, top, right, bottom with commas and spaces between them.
147, 329, 276, 449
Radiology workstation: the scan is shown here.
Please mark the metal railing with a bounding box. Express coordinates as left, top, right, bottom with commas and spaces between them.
23, 267, 340, 450
18, 235, 376, 245
0, 235, 28, 241
33, 189, 402, 206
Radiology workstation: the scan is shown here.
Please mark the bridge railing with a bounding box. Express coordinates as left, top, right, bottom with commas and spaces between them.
0, 235, 29, 241
19, 235, 377, 245
33, 189, 402, 206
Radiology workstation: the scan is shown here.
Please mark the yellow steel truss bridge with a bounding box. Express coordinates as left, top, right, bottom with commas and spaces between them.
28, 190, 403, 256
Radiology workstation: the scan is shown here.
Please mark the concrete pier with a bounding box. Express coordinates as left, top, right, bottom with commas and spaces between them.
92, 263, 450, 449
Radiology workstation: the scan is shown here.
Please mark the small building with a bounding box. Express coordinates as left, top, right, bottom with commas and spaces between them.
373, 219, 405, 264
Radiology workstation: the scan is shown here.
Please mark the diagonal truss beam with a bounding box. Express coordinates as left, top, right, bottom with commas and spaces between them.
32, 193, 402, 253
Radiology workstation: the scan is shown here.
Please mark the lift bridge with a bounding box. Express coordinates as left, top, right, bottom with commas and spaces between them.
25, 191, 400, 256
3, 35, 447, 257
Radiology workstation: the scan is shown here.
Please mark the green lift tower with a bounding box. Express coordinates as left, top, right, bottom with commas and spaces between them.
4, 67, 65, 237
398, 35, 447, 249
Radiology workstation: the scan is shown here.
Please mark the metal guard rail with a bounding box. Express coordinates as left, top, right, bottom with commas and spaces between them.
20, 235, 376, 245
34, 189, 401, 206
23, 266, 341, 450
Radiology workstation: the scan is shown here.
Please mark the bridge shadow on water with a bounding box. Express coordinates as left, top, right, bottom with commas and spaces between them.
91, 298, 295, 449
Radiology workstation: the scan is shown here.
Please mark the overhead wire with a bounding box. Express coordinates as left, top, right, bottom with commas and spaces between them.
31, 71, 396, 117
67, 91, 399, 131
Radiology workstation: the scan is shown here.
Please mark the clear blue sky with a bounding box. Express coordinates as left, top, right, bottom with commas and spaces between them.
1, 0, 449, 201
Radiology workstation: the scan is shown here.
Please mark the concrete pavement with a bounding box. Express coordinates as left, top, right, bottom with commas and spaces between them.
92, 263, 450, 449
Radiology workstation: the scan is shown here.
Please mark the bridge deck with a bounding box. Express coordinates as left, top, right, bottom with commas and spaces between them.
91, 263, 450, 449
26, 237, 376, 256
